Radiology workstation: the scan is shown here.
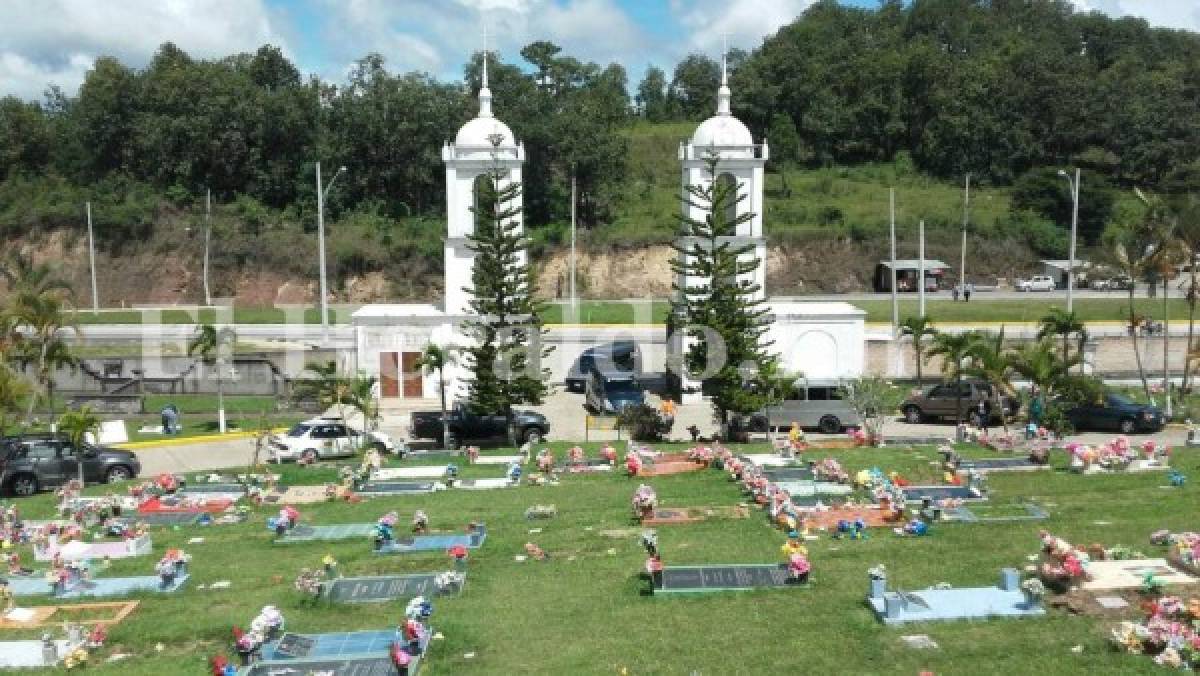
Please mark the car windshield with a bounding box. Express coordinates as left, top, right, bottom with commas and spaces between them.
287, 424, 312, 437
606, 380, 640, 396
1106, 394, 1135, 407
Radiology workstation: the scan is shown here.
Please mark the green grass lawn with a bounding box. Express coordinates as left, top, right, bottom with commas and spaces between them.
10, 440, 1194, 674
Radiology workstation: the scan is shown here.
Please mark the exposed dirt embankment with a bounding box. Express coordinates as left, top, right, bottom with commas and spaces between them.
5, 228, 1037, 306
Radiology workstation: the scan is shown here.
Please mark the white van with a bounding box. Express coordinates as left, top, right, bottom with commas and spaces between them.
753, 379, 861, 433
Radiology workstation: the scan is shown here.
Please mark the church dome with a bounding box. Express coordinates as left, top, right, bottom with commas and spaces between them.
691, 114, 753, 147
455, 114, 516, 147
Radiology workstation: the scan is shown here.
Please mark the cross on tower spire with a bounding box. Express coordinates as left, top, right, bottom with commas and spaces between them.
477, 22, 493, 118
716, 33, 732, 116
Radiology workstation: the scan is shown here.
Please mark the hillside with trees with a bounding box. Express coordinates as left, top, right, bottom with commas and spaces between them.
0, 0, 1197, 302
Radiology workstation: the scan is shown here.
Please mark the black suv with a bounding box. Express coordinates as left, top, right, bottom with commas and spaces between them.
0, 435, 142, 496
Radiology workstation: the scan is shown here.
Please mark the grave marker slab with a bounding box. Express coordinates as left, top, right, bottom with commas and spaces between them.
773, 480, 854, 498
375, 527, 486, 555
452, 478, 514, 490
355, 481, 440, 496
901, 486, 986, 502
867, 570, 1044, 625
941, 503, 1048, 523
958, 458, 1049, 473
326, 572, 464, 603
473, 454, 524, 465
371, 466, 448, 480
763, 467, 816, 481
1080, 559, 1200, 591
654, 564, 804, 594
276, 523, 375, 543
739, 454, 799, 468
241, 655, 399, 675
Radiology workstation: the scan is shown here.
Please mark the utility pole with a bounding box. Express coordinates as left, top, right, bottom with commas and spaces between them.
1164, 274, 1173, 419
86, 202, 98, 312
889, 188, 898, 335
570, 167, 577, 321
918, 219, 926, 318
204, 188, 212, 307
315, 162, 347, 330
1058, 168, 1081, 313
960, 174, 970, 299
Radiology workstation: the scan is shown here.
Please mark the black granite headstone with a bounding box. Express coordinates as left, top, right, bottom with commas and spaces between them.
243, 656, 397, 675
326, 574, 441, 603
273, 633, 317, 658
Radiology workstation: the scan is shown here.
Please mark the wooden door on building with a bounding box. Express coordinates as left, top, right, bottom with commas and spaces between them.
401, 351, 423, 398
380, 352, 399, 398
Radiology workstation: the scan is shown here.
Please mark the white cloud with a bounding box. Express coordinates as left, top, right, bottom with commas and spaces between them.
1068, 0, 1200, 32
313, 0, 649, 84
670, 0, 818, 55
0, 0, 289, 100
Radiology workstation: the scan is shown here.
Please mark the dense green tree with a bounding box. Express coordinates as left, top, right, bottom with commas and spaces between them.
636, 66, 669, 121
670, 153, 776, 432
1011, 168, 1115, 245
668, 54, 720, 121
461, 152, 550, 423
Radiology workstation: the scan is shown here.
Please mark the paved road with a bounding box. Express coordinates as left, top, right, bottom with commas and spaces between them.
134, 437, 266, 476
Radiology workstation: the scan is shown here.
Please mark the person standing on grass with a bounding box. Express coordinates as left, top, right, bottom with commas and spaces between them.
976, 398, 990, 436
964, 283, 973, 302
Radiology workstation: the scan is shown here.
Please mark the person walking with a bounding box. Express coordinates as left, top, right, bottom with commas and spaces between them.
964, 283, 973, 302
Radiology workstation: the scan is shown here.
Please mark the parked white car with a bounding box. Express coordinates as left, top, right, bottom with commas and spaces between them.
1016, 275, 1056, 292
267, 416, 401, 463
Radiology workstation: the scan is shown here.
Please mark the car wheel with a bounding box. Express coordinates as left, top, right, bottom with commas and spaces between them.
105, 466, 132, 484
1119, 418, 1136, 434
523, 427, 544, 444
9, 474, 38, 497
903, 406, 923, 424
301, 449, 319, 463
818, 416, 841, 434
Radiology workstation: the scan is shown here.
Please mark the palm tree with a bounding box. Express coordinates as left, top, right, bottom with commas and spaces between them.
188, 324, 236, 433
0, 362, 30, 436
10, 293, 78, 425
0, 252, 73, 302
58, 405, 100, 487
927, 330, 980, 426
899, 316, 938, 387
346, 373, 380, 434
965, 328, 1016, 433
295, 360, 350, 420
1112, 189, 1175, 400
1173, 193, 1200, 391
1037, 307, 1087, 364
417, 343, 455, 450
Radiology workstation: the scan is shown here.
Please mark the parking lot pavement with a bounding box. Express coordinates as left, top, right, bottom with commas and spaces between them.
132, 437, 263, 476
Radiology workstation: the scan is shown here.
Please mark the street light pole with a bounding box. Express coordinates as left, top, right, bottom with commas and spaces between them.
204, 188, 212, 307
86, 201, 98, 312
889, 188, 898, 336
570, 167, 577, 321
1058, 168, 1081, 313
960, 174, 969, 299
315, 162, 347, 330
918, 219, 926, 318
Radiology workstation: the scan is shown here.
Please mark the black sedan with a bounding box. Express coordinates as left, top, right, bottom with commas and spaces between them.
1064, 394, 1165, 434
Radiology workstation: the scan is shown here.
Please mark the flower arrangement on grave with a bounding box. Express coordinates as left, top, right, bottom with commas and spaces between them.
293, 567, 324, 598
536, 448, 555, 473
724, 456, 744, 480
62, 646, 88, 669
631, 484, 657, 519
567, 446, 585, 464
787, 552, 811, 583
524, 504, 557, 519
833, 518, 868, 540
447, 544, 469, 567
401, 597, 432, 656
524, 542, 547, 560
86, 624, 106, 649
1110, 594, 1200, 669
465, 446, 480, 464
412, 510, 429, 534
156, 556, 179, 588
848, 427, 868, 446
601, 444, 617, 465
814, 458, 849, 483
1021, 577, 1046, 601
250, 605, 285, 642
897, 518, 929, 536
434, 571, 464, 592
232, 626, 261, 665
1037, 531, 1091, 590
868, 564, 887, 580
624, 450, 643, 476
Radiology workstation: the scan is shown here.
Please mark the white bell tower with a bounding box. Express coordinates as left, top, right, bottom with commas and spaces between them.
677, 45, 769, 301
442, 45, 525, 317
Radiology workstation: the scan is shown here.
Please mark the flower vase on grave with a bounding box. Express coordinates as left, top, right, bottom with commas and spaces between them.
869, 576, 887, 599
41, 634, 56, 665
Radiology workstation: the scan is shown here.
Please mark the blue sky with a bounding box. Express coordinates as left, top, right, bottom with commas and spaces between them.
2, 0, 1197, 101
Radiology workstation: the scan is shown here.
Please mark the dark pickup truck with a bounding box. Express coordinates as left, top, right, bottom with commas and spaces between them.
409, 403, 550, 448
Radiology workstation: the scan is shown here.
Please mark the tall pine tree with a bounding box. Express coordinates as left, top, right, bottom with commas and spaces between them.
670, 152, 776, 431
461, 136, 551, 422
